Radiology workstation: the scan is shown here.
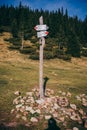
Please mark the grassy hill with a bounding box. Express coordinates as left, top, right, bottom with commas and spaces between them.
0, 32, 87, 130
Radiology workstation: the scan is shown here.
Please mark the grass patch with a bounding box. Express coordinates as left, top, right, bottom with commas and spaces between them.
0, 79, 8, 86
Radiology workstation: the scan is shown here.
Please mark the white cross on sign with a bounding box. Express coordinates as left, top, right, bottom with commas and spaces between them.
37, 31, 49, 38
34, 25, 49, 31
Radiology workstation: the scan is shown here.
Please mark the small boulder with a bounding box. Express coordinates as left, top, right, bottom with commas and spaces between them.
14, 91, 21, 96
30, 117, 38, 122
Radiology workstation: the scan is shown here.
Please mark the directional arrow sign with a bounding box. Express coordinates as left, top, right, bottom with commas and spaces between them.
37, 31, 49, 38
34, 25, 49, 31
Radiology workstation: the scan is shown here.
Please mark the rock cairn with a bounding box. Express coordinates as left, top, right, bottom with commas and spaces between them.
11, 88, 87, 129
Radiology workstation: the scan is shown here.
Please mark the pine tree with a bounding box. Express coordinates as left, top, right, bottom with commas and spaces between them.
11, 19, 18, 37
67, 31, 81, 57
0, 4, 87, 58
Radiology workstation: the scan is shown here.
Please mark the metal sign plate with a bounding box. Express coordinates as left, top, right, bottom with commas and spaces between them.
34, 25, 49, 31
37, 31, 49, 38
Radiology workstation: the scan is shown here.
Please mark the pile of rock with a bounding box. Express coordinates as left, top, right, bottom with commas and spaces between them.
11, 88, 87, 129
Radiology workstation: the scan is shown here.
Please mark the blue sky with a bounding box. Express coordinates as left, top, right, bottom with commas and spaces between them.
0, 0, 87, 20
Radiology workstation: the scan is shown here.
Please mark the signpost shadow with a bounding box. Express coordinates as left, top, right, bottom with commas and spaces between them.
43, 76, 49, 96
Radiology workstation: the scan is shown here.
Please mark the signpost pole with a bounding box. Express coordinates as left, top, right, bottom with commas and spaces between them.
34, 16, 49, 99
39, 16, 45, 99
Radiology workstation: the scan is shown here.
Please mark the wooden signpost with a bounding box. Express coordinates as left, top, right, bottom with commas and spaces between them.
34, 16, 49, 99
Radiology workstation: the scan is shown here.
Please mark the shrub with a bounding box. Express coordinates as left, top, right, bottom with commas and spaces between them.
8, 37, 21, 46
81, 48, 87, 57
29, 53, 39, 60
34, 43, 40, 49
53, 48, 65, 58
62, 54, 71, 61
44, 46, 52, 51
9, 45, 20, 50
30, 38, 38, 43
24, 33, 31, 40
20, 47, 36, 54
46, 38, 58, 46
0, 26, 10, 32
44, 51, 53, 59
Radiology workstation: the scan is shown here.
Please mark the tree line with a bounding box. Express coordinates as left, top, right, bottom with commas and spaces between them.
0, 2, 87, 59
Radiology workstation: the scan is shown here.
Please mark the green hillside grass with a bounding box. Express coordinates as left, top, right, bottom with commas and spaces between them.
0, 58, 87, 117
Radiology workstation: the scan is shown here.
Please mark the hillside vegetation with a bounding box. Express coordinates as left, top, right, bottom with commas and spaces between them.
0, 3, 87, 60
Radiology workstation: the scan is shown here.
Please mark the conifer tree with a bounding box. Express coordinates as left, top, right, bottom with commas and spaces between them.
11, 19, 18, 37
67, 31, 81, 57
